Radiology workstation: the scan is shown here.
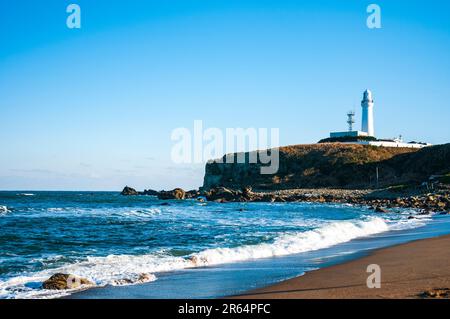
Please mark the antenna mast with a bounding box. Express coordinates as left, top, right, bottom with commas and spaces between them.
347, 111, 355, 132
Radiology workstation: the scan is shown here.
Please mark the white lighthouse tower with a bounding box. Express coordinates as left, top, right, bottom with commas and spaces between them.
327, 90, 430, 148
361, 89, 374, 136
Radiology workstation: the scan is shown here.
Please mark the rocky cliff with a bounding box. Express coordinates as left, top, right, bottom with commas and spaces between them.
203, 143, 450, 190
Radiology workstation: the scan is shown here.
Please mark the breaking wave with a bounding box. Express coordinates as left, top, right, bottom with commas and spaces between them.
0, 217, 397, 299
189, 217, 389, 265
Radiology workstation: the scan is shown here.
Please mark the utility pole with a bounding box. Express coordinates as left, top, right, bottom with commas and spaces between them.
376, 166, 379, 188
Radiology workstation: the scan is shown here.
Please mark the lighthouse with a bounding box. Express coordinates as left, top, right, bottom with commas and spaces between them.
361, 89, 374, 136
327, 90, 430, 148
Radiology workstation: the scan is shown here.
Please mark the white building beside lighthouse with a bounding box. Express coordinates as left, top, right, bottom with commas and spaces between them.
361, 89, 374, 136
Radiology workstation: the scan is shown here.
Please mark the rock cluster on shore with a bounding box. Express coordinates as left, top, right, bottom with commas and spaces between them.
121, 186, 201, 200
120, 183, 450, 214
363, 193, 450, 214
157, 188, 186, 200
120, 143, 450, 213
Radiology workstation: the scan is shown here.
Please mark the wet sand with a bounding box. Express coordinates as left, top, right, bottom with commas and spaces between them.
232, 235, 450, 299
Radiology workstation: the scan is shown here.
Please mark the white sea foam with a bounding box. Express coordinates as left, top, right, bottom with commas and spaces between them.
189, 217, 389, 266
0, 206, 10, 215
0, 254, 175, 299
122, 208, 161, 219
388, 214, 432, 231
0, 216, 425, 299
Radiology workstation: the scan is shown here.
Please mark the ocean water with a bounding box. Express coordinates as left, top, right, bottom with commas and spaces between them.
0, 191, 447, 299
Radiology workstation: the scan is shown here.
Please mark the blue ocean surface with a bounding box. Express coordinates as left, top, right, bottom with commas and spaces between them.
0, 191, 449, 299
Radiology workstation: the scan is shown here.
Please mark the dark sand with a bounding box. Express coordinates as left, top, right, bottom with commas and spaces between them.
232, 235, 450, 299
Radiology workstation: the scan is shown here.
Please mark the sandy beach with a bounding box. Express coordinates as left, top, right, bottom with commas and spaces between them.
232, 234, 450, 299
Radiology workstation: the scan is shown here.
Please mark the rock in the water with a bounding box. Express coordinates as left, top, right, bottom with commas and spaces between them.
437, 201, 447, 210
137, 273, 155, 283
375, 206, 389, 213
242, 186, 252, 197
113, 273, 156, 286
142, 189, 159, 196
42, 273, 93, 290
317, 196, 326, 203
113, 278, 134, 285
158, 188, 186, 200
205, 187, 240, 202
275, 196, 287, 202
185, 189, 201, 199
121, 186, 139, 196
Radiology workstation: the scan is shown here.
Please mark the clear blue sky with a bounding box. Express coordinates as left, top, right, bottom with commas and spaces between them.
1, 0, 449, 191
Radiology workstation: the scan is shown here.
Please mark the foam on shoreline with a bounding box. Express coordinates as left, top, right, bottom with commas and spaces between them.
0, 216, 426, 299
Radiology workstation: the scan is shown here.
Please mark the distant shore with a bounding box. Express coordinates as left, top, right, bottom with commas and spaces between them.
232, 234, 450, 299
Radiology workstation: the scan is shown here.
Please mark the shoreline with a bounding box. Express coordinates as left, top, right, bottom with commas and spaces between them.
64, 213, 450, 299
7, 188, 447, 299
231, 234, 450, 299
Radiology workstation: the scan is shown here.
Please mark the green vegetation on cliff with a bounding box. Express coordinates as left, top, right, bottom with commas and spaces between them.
203, 143, 450, 190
